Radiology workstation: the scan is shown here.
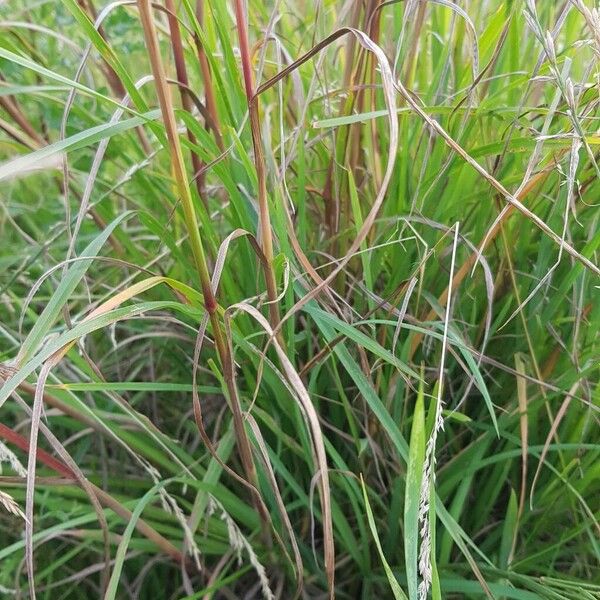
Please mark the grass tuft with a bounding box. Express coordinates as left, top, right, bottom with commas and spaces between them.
0, 1, 599, 598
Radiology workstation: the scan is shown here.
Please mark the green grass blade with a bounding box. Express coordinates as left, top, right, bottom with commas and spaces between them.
361, 475, 409, 600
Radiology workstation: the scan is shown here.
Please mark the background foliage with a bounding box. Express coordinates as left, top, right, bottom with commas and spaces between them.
0, 0, 599, 598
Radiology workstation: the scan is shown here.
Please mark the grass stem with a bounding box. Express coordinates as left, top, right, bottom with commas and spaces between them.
233, 0, 281, 332
136, 0, 265, 526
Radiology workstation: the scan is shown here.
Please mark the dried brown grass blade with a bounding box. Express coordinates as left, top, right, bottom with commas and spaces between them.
223, 302, 335, 598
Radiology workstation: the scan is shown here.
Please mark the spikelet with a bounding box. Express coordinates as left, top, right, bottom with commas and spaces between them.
0, 441, 27, 477
207, 497, 274, 600
0, 489, 27, 522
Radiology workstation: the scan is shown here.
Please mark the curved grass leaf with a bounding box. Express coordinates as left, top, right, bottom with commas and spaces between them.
17, 212, 134, 365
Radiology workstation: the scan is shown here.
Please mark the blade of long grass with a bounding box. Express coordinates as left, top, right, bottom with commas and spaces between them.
405, 373, 426, 600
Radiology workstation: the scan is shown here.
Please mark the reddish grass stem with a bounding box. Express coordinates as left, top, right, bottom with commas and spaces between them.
233, 0, 281, 332
194, 0, 224, 152
164, 0, 208, 209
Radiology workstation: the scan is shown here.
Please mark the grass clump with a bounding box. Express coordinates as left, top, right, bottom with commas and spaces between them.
0, 0, 599, 598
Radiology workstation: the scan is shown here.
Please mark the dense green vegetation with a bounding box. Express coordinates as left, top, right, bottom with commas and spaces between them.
1, 0, 599, 598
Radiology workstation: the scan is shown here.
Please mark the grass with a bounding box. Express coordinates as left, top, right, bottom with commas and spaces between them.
0, 0, 599, 598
